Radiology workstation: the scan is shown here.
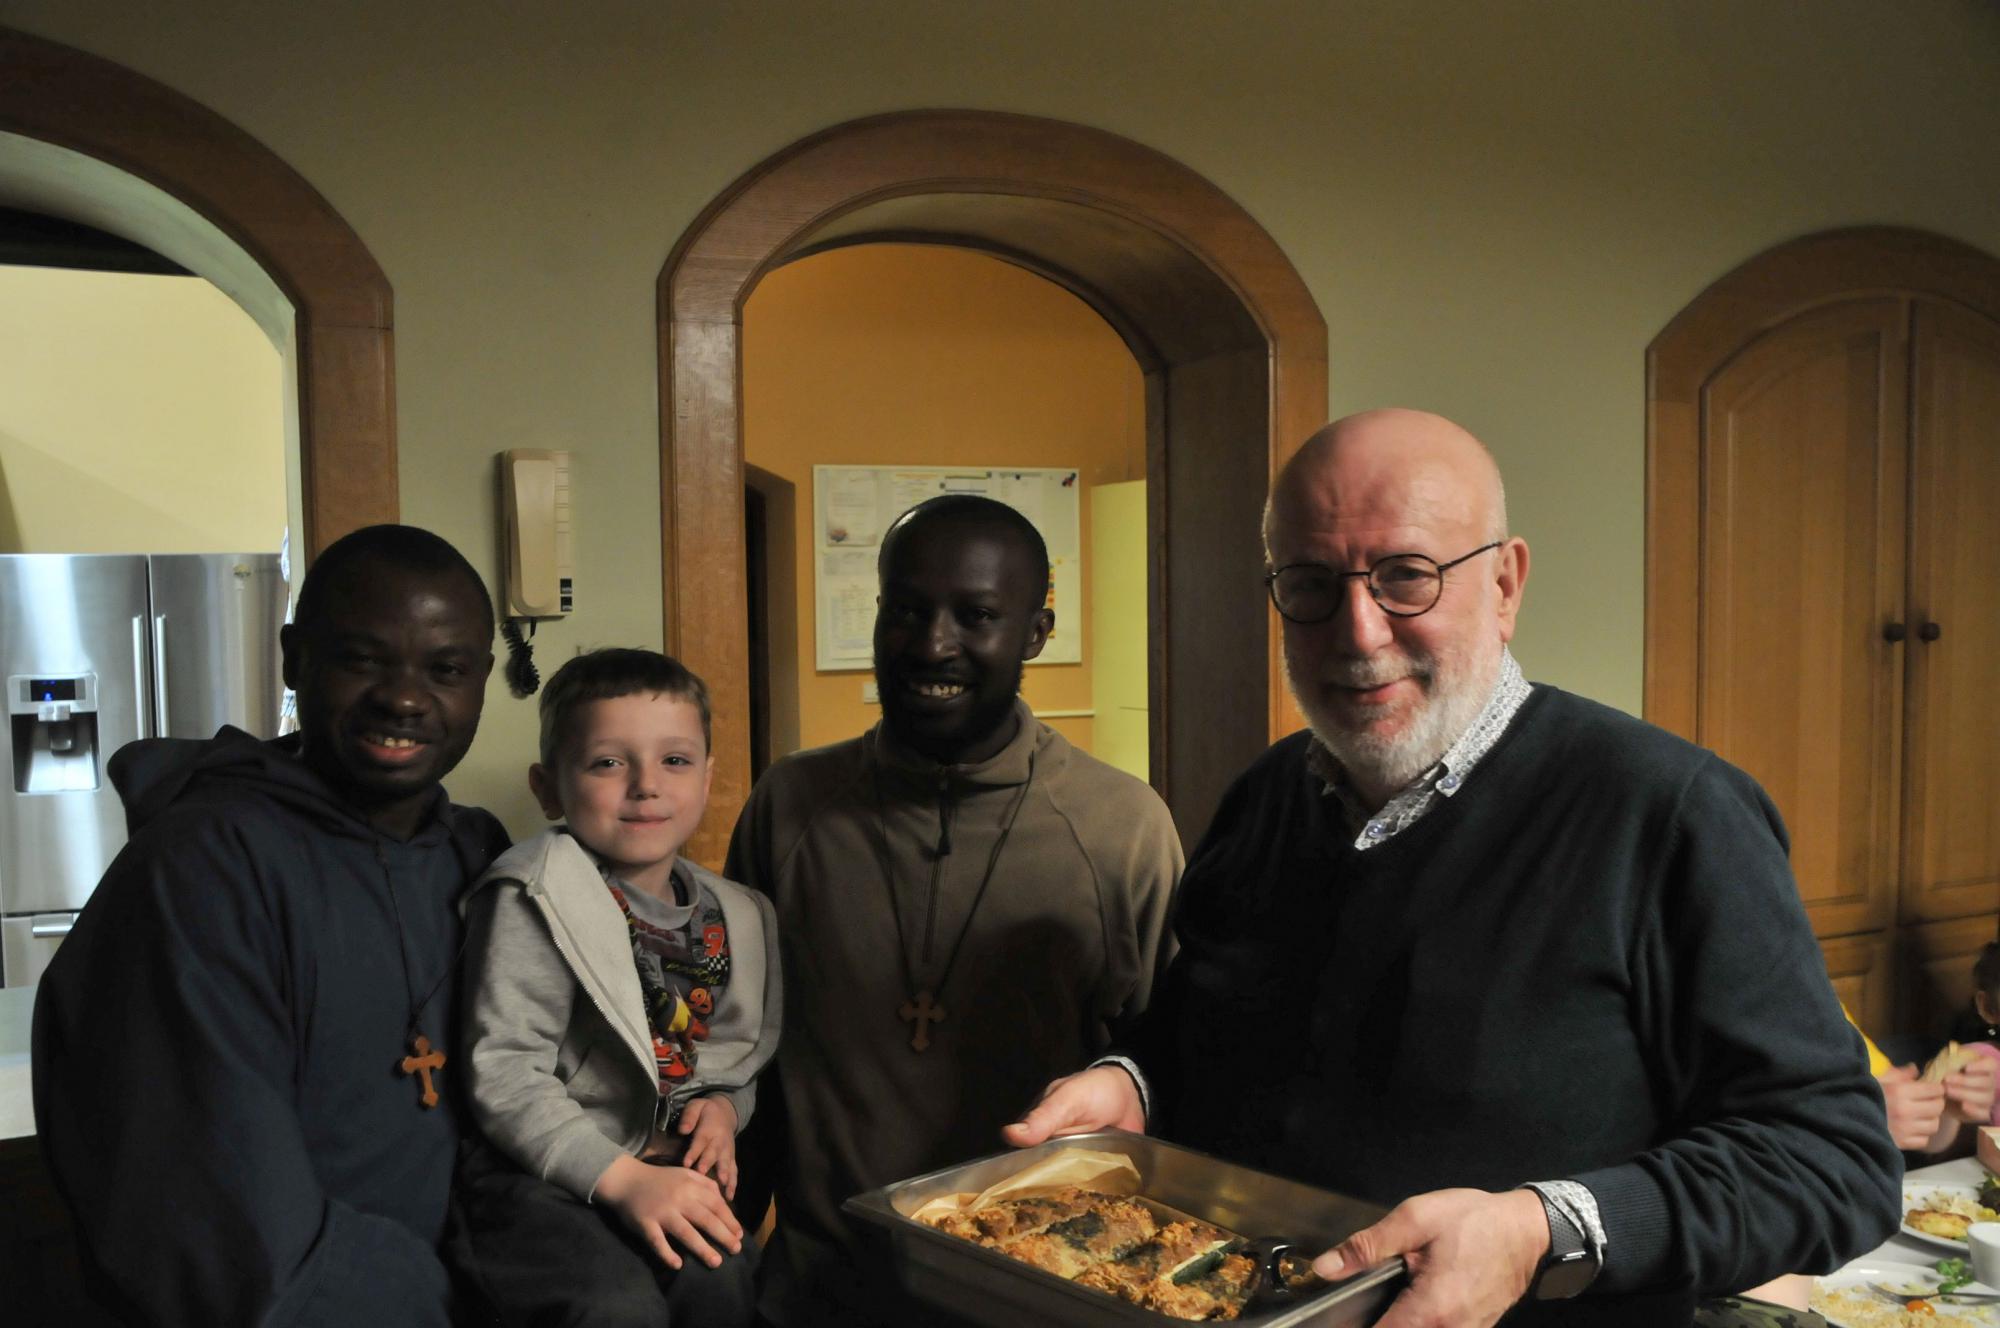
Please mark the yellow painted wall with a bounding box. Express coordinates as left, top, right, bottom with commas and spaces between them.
0, 266, 285, 555
1090, 480, 1149, 782
8, 0, 1997, 835
743, 244, 1145, 757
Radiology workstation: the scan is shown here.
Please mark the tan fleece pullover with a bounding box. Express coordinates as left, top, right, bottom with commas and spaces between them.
725, 701, 1181, 1324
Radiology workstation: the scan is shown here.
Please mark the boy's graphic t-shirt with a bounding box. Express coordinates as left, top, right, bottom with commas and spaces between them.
603, 862, 731, 1105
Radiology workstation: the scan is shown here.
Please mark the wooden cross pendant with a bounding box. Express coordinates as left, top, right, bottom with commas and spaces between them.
899, 990, 946, 1052
399, 1033, 446, 1109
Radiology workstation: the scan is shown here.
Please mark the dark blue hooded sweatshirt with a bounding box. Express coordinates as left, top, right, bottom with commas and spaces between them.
32, 726, 508, 1326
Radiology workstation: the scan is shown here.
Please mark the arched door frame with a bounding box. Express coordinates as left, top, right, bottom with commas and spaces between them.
660, 110, 1326, 863
0, 26, 397, 554
1646, 225, 2000, 734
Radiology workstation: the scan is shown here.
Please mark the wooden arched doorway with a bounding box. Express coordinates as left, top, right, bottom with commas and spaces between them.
1647, 226, 2000, 1036
0, 26, 397, 554
659, 110, 1327, 863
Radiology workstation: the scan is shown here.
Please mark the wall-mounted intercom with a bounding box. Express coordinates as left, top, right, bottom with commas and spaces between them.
499, 448, 574, 619
497, 448, 573, 697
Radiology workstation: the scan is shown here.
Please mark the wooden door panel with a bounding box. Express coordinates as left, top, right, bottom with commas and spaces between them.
1905, 300, 2000, 923
1698, 298, 1908, 937
1820, 930, 1893, 1039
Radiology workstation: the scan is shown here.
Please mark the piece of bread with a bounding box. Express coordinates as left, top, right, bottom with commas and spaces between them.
1923, 1041, 1978, 1084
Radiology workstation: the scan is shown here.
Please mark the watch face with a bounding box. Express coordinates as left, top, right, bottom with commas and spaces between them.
1532, 1249, 1598, 1301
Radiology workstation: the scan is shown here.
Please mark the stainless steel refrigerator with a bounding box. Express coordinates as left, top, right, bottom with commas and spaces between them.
0, 553, 287, 987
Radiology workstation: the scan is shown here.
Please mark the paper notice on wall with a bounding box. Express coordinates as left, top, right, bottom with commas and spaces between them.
813, 464, 1084, 671
822, 470, 886, 548
992, 472, 1047, 531
820, 548, 879, 660
887, 471, 939, 516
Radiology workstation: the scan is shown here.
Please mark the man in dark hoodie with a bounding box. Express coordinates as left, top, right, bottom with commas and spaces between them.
32, 524, 510, 1327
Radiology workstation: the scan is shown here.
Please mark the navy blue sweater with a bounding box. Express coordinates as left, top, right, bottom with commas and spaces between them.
33, 727, 508, 1326
1129, 686, 1900, 1324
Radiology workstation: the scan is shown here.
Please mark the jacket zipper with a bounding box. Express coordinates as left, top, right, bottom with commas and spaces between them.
529, 892, 664, 1142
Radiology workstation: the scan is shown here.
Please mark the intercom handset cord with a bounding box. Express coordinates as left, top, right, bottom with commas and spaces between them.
501, 618, 540, 698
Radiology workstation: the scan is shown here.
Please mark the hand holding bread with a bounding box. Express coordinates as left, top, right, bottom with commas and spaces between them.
1923, 1041, 1978, 1084
1879, 1064, 1949, 1150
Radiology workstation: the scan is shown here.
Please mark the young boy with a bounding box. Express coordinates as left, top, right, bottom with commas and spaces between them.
453, 648, 780, 1326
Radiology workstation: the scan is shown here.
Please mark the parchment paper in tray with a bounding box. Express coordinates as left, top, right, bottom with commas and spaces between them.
909, 1148, 1145, 1225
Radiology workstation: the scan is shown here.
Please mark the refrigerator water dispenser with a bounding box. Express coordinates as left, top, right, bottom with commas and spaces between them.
10, 674, 100, 793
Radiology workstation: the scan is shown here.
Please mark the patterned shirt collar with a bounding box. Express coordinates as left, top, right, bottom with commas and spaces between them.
581, 835, 694, 913
1305, 649, 1532, 849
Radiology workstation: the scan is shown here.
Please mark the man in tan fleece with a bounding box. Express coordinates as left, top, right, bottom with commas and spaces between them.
726, 494, 1183, 1327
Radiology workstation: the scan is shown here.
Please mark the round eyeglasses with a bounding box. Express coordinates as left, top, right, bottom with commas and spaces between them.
1265, 541, 1503, 622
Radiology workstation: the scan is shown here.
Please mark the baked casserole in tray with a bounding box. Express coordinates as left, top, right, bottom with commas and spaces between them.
843, 1130, 1406, 1326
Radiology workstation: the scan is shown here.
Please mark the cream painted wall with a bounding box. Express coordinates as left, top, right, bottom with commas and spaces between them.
0, 265, 285, 554
743, 244, 1146, 758
7, 0, 1996, 835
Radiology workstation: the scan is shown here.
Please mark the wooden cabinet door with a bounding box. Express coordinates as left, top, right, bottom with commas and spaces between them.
1651, 230, 2000, 1037
1695, 297, 1909, 938
1903, 299, 2000, 924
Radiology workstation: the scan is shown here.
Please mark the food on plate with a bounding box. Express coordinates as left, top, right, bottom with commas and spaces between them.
1809, 1280, 1993, 1327
1813, 1260, 1993, 1325
1912, 1209, 1979, 1241
922, 1187, 1319, 1320
1906, 1186, 2000, 1243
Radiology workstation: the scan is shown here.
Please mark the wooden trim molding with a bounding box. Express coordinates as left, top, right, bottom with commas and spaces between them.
0, 26, 397, 554
1646, 227, 2000, 736
659, 110, 1326, 863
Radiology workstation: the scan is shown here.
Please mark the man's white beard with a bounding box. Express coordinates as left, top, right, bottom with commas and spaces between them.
1286, 639, 1497, 798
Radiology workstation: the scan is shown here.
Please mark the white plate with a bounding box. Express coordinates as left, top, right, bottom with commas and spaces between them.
1904, 1181, 1995, 1252
1814, 1260, 2000, 1327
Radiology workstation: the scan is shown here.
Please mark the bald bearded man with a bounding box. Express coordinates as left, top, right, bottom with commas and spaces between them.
1010, 411, 1899, 1328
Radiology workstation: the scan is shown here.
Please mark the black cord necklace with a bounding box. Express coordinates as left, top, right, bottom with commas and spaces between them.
382, 846, 463, 1109
866, 745, 1036, 1052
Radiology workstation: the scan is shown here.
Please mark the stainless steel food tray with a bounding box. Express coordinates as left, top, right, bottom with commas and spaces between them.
843, 1131, 1405, 1327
